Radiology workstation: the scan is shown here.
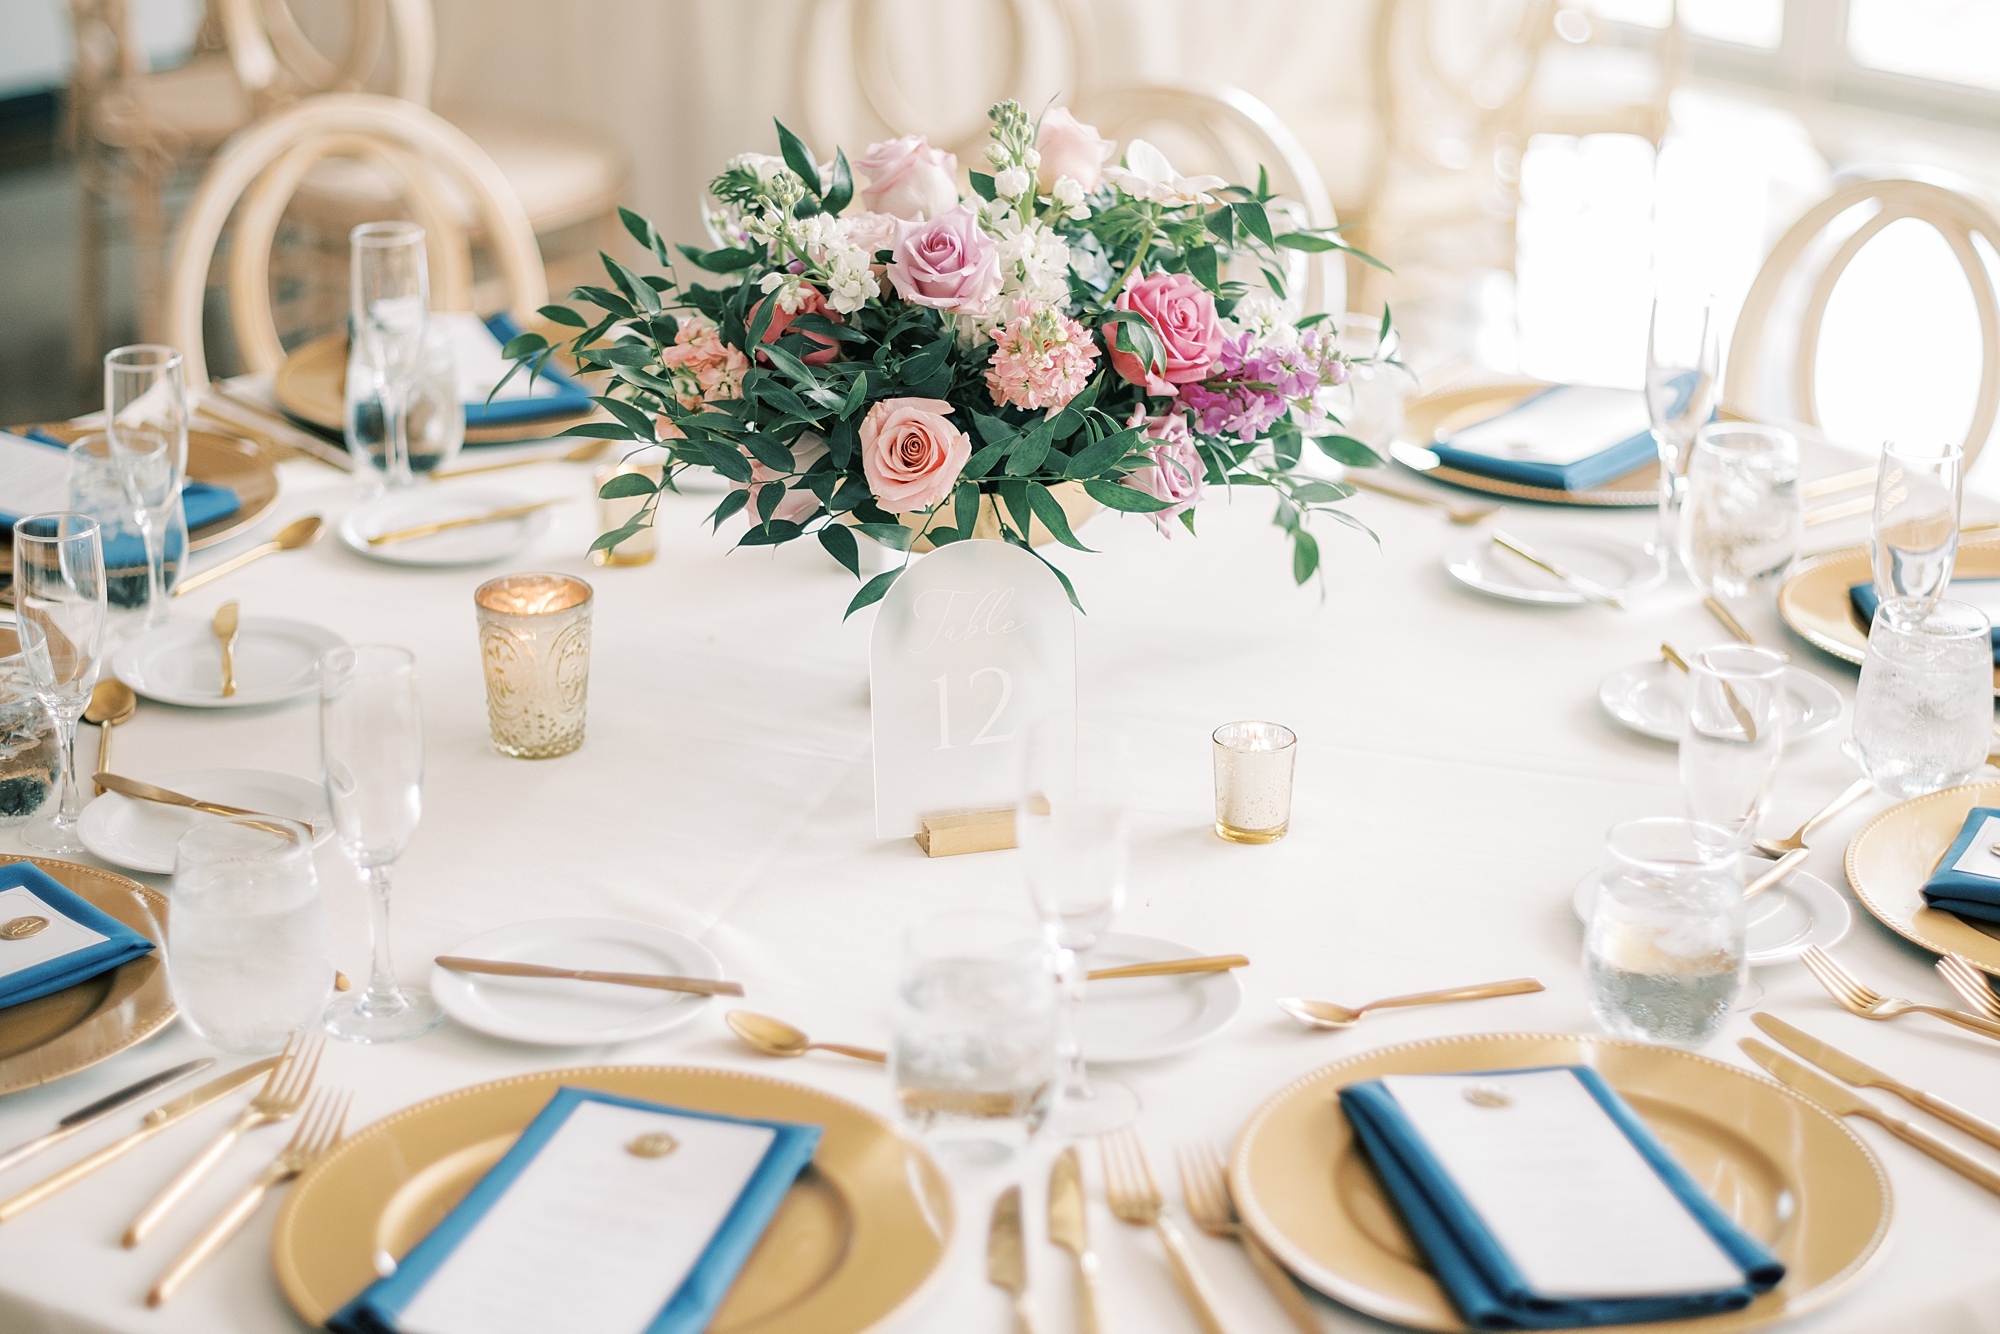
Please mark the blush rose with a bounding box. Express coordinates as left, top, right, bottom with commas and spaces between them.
859, 397, 972, 512
855, 135, 960, 221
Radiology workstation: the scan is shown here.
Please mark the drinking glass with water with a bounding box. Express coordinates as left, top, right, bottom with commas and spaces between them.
1680, 646, 1787, 852
168, 816, 331, 1056
1853, 599, 1992, 799
1584, 817, 1744, 1048
889, 908, 1056, 1164
1679, 423, 1802, 599
1871, 439, 1962, 621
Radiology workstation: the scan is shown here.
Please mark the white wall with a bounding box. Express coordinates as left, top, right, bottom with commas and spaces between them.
0, 0, 204, 98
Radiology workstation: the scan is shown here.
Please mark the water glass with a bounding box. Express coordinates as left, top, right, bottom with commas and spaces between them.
1645, 291, 1720, 569
1679, 646, 1787, 851
1332, 314, 1405, 453
347, 322, 464, 488
168, 817, 331, 1055
350, 221, 430, 487
67, 431, 187, 614
104, 345, 188, 632
1584, 817, 1744, 1048
10, 513, 108, 855
1871, 440, 1962, 621
473, 573, 593, 758
319, 644, 442, 1043
0, 627, 58, 826
1679, 422, 1803, 599
1212, 721, 1298, 843
889, 907, 1057, 1163
1853, 599, 1992, 798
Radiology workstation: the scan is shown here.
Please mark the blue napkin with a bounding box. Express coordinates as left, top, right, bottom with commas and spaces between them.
1920, 805, 2000, 924
0, 862, 156, 1010
1850, 581, 2000, 664
464, 313, 593, 427
8, 429, 241, 554
327, 1087, 821, 1334
1340, 1065, 1783, 1330
1428, 386, 1660, 492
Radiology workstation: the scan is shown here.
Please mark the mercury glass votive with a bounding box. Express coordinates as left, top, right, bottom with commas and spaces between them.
474, 573, 593, 758
1212, 721, 1298, 844
591, 461, 662, 567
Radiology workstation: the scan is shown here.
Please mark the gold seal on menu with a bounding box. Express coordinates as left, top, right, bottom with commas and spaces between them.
0, 916, 49, 941
626, 1132, 680, 1158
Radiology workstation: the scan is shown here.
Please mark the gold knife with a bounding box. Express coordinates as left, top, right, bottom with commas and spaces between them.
211, 601, 239, 698
1740, 1038, 2000, 1198
988, 1183, 1041, 1334
0, 1055, 284, 1223
1752, 1014, 2000, 1152
366, 499, 566, 547
1086, 954, 1248, 982
433, 956, 745, 997
1491, 530, 1627, 610
1048, 1147, 1100, 1334
94, 772, 300, 839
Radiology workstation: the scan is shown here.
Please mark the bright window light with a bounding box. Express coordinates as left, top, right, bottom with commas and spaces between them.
1848, 0, 2000, 91
1680, 0, 1783, 49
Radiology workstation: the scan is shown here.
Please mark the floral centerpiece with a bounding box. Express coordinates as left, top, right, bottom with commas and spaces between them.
504, 101, 1399, 615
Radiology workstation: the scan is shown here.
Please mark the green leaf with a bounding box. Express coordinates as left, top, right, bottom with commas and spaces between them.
601, 252, 661, 312
592, 395, 658, 442
1291, 529, 1320, 585
963, 437, 1009, 479
899, 336, 953, 384
774, 119, 822, 196
952, 481, 981, 536
742, 432, 796, 473
829, 417, 859, 470
703, 443, 755, 483
676, 244, 759, 274
818, 522, 860, 576
1045, 374, 1102, 439
589, 522, 643, 554
844, 567, 903, 619
762, 342, 819, 385
618, 206, 672, 265
1027, 482, 1093, 551
1081, 478, 1172, 512
1313, 434, 1381, 467
971, 413, 1019, 449
791, 312, 868, 344
1186, 243, 1220, 292
1206, 207, 1236, 246
500, 331, 549, 360
707, 488, 749, 529
572, 284, 635, 318
968, 171, 997, 201
744, 297, 777, 354
996, 479, 1035, 541
1274, 231, 1342, 253
1379, 303, 1394, 347
1105, 313, 1166, 374
597, 343, 654, 367
1232, 200, 1276, 249
1261, 265, 1288, 300
559, 421, 642, 440
839, 371, 869, 420
737, 519, 803, 547
1006, 422, 1052, 477
755, 479, 783, 525
823, 147, 854, 216
1178, 508, 1198, 536
537, 304, 586, 328
856, 521, 915, 552
1289, 479, 1353, 504
1065, 425, 1141, 478
647, 312, 681, 345
1008, 534, 1084, 613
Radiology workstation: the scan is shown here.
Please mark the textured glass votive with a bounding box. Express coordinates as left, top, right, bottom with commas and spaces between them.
474, 573, 593, 758
1212, 721, 1297, 844
591, 461, 662, 567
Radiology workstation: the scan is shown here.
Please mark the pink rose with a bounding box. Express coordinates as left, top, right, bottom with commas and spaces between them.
860, 397, 972, 512
1122, 412, 1206, 532
886, 204, 1002, 315
750, 285, 842, 366
1036, 108, 1114, 193
736, 431, 829, 526
1103, 272, 1221, 396
838, 210, 900, 259
856, 135, 960, 221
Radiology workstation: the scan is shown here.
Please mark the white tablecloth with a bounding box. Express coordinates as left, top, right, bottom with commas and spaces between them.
3, 440, 1998, 1334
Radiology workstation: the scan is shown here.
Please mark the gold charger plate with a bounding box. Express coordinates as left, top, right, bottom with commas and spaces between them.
273, 1065, 953, 1334
1231, 1032, 1890, 1333
275, 331, 596, 445
1776, 537, 2000, 693
1397, 378, 1664, 508
1844, 780, 2000, 976
0, 855, 174, 1097
13, 423, 279, 553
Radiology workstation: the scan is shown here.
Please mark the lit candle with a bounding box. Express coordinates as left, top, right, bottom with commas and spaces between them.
473, 574, 594, 758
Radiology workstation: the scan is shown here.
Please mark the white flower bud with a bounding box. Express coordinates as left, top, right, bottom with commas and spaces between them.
985, 142, 1010, 167
995, 166, 1031, 198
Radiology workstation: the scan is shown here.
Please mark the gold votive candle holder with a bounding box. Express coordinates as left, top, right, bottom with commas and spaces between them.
474, 573, 593, 758
591, 461, 663, 567
1212, 721, 1297, 844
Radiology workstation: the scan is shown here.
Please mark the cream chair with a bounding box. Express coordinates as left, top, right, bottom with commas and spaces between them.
1077, 81, 1346, 318
1723, 177, 2000, 466
1526, 5, 1683, 145
164, 92, 547, 396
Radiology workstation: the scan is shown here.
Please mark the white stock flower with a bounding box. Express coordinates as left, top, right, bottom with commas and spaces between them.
757, 270, 812, 314
1048, 176, 1090, 220
1103, 139, 1228, 206
994, 166, 1031, 198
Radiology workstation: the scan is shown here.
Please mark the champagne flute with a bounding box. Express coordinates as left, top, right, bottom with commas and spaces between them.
319, 645, 442, 1042
1015, 719, 1140, 1135
11, 513, 108, 854
1871, 439, 1962, 624
1645, 290, 1720, 574
349, 222, 430, 489
104, 345, 188, 631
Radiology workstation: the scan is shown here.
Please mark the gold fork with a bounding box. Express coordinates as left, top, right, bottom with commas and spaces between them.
1800, 946, 2000, 1043
1178, 1142, 1320, 1334
1101, 1130, 1234, 1334
1935, 954, 2000, 1021
122, 1034, 323, 1247
146, 1086, 352, 1307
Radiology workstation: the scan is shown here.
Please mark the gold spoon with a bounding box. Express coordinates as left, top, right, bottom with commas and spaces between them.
725, 1011, 886, 1063
429, 439, 612, 479
1341, 471, 1501, 525
1278, 977, 1545, 1031
172, 516, 324, 597
82, 680, 137, 796
211, 602, 239, 699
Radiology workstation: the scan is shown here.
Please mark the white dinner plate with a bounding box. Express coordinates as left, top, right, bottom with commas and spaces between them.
430, 917, 726, 1046
1444, 529, 1655, 606
1598, 659, 1844, 743
112, 617, 345, 708
1082, 932, 1244, 1064
338, 485, 558, 567
78, 768, 333, 875
1572, 865, 1852, 966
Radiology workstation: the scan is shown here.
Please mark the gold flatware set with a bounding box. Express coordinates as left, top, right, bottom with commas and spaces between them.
366, 498, 568, 547
1178, 1141, 1321, 1333
1800, 945, 2000, 1042
211, 601, 240, 698
1490, 529, 1627, 609
435, 955, 744, 997
81, 678, 136, 795
172, 515, 324, 596
1278, 976, 1544, 1031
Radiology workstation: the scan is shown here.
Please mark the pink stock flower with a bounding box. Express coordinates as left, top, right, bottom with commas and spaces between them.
1036, 108, 1114, 193
860, 397, 972, 512
886, 204, 1002, 315
736, 431, 829, 526
749, 284, 842, 366
1122, 411, 1206, 533
856, 135, 960, 220
657, 316, 748, 408
984, 302, 1100, 412
1103, 272, 1221, 396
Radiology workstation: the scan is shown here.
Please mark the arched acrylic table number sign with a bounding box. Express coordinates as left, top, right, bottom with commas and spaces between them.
870, 540, 1076, 849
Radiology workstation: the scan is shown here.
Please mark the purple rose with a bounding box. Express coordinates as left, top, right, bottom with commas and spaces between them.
886, 204, 1002, 316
